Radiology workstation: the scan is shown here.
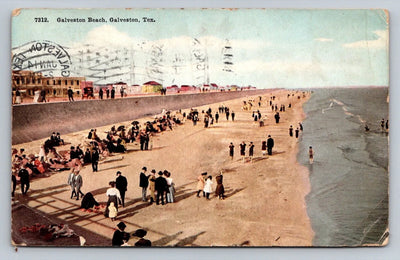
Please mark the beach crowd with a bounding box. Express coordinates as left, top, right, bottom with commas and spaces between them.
12, 90, 320, 246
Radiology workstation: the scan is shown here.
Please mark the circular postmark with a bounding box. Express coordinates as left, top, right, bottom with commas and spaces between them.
12, 40, 71, 77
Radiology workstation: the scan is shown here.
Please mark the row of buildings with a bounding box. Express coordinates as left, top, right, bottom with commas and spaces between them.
12, 70, 256, 99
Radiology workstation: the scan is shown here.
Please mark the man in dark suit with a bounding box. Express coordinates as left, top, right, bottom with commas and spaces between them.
139, 167, 149, 202
18, 166, 30, 195
91, 148, 99, 172
267, 135, 274, 156
116, 171, 128, 207
155, 171, 167, 205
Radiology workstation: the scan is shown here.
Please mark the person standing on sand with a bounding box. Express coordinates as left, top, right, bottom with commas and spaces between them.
18, 165, 30, 195
106, 88, 110, 99
289, 125, 293, 137
108, 202, 117, 222
148, 170, 156, 204
67, 169, 77, 199
196, 172, 207, 197
295, 128, 300, 138
203, 176, 213, 200
215, 112, 219, 123
204, 115, 209, 128
215, 172, 225, 200
74, 170, 84, 200
240, 141, 246, 162
299, 122, 303, 131
91, 148, 99, 172
309, 146, 314, 164
274, 112, 280, 124
231, 111, 235, 121
267, 135, 274, 156
105, 181, 121, 217
261, 140, 267, 156
229, 143, 234, 160
155, 171, 167, 205
249, 142, 255, 162
116, 171, 128, 207
225, 108, 230, 120
139, 167, 149, 202
165, 171, 175, 203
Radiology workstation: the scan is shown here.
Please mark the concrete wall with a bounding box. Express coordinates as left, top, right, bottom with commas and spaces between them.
12, 90, 271, 144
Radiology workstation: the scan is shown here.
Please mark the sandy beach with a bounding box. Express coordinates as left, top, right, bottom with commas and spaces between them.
11, 89, 313, 247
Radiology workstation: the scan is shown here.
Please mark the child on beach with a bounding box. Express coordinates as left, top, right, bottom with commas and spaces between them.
261, 141, 267, 156
203, 176, 213, 200
108, 202, 117, 221
309, 146, 314, 164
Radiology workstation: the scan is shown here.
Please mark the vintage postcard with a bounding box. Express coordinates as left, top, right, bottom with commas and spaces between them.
11, 8, 389, 247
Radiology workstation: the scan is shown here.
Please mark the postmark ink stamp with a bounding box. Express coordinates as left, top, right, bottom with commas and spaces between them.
12, 40, 71, 77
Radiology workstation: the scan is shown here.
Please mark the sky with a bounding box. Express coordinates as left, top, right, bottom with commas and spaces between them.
11, 8, 389, 88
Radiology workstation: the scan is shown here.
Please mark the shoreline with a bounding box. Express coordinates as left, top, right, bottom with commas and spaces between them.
12, 89, 314, 246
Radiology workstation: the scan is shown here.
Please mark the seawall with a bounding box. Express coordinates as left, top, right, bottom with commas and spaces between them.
12, 90, 272, 144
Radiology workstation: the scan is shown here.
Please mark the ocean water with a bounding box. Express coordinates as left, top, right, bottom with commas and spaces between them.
299, 87, 389, 246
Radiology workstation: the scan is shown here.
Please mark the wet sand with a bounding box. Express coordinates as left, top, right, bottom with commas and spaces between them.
12, 89, 313, 246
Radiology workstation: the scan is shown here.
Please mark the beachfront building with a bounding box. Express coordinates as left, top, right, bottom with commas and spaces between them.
142, 81, 163, 94
12, 70, 85, 97
12, 70, 45, 97
210, 83, 219, 91
128, 84, 142, 95
229, 85, 239, 91
180, 85, 197, 92
166, 85, 179, 93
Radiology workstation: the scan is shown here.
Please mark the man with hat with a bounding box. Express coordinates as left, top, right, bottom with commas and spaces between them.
267, 135, 274, 156
91, 148, 99, 172
148, 169, 156, 204
155, 171, 168, 205
68, 87, 74, 102
74, 170, 84, 200
112, 222, 129, 246
116, 171, 128, 207
139, 167, 149, 202
18, 165, 30, 195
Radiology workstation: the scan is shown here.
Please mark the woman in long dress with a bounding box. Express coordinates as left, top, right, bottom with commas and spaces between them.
148, 170, 156, 204
104, 181, 121, 217
215, 172, 225, 200
165, 171, 175, 203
